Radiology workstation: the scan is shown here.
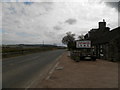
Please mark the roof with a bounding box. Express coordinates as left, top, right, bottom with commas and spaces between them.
91, 27, 120, 45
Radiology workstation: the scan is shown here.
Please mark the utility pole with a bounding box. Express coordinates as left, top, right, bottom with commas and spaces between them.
43, 40, 44, 46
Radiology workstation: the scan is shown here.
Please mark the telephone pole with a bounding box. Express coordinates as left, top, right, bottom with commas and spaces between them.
43, 40, 44, 46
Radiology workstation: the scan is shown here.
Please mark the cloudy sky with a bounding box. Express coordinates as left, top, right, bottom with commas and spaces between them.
1, 0, 119, 45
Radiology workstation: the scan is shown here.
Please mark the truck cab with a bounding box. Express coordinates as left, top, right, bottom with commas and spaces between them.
70, 40, 96, 62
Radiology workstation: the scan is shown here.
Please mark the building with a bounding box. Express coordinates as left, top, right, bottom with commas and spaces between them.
84, 20, 120, 61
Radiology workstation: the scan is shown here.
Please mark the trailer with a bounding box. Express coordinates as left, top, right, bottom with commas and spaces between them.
70, 40, 96, 62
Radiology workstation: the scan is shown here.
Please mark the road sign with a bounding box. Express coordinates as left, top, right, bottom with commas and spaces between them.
76, 41, 91, 48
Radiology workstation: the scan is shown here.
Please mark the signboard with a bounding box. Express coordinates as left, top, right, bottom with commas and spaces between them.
76, 41, 91, 48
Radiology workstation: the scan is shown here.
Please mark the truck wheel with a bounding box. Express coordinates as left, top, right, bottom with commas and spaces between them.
93, 59, 96, 61
75, 60, 80, 62
75, 57, 80, 62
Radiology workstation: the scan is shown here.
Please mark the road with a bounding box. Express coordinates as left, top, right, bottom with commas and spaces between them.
2, 49, 65, 88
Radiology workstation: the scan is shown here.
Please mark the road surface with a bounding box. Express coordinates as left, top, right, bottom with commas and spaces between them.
3, 49, 65, 88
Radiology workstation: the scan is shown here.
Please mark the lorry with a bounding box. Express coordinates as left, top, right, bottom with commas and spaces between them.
70, 40, 96, 62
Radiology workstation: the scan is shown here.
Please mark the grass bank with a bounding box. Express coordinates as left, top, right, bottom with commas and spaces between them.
2, 46, 64, 58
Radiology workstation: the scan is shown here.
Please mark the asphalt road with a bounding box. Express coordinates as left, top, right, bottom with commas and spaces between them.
2, 49, 65, 88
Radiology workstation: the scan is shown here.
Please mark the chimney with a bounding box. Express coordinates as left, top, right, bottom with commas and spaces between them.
99, 19, 106, 29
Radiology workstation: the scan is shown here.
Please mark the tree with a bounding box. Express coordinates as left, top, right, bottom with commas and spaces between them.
62, 32, 75, 50
78, 34, 84, 40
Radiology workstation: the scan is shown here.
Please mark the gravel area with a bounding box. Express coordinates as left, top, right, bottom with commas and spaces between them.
36, 52, 118, 88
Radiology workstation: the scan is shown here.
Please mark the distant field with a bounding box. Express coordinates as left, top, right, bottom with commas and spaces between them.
2, 46, 65, 58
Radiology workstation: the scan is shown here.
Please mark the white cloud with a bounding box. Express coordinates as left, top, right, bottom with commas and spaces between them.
2, 1, 118, 45
2, 0, 120, 2
0, 3, 2, 45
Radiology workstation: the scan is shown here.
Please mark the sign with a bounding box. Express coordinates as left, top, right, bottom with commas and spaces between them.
76, 41, 91, 48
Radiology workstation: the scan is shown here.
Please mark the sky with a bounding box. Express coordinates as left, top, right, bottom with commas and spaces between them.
0, 0, 120, 45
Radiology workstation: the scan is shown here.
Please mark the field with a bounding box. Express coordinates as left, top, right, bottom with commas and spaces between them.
2, 45, 66, 58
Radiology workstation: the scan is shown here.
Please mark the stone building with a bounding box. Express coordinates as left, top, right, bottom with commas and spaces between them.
84, 20, 120, 61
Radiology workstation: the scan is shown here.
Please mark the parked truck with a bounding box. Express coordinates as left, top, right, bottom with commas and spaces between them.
70, 40, 96, 62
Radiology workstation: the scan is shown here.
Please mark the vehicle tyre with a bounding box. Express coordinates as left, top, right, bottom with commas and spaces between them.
75, 57, 80, 62
92, 58, 96, 61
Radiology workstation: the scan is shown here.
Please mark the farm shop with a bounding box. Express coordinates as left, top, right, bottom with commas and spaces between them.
76, 41, 91, 48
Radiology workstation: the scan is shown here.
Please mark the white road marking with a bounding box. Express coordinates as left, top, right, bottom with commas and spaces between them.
46, 53, 64, 80
25, 51, 65, 89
